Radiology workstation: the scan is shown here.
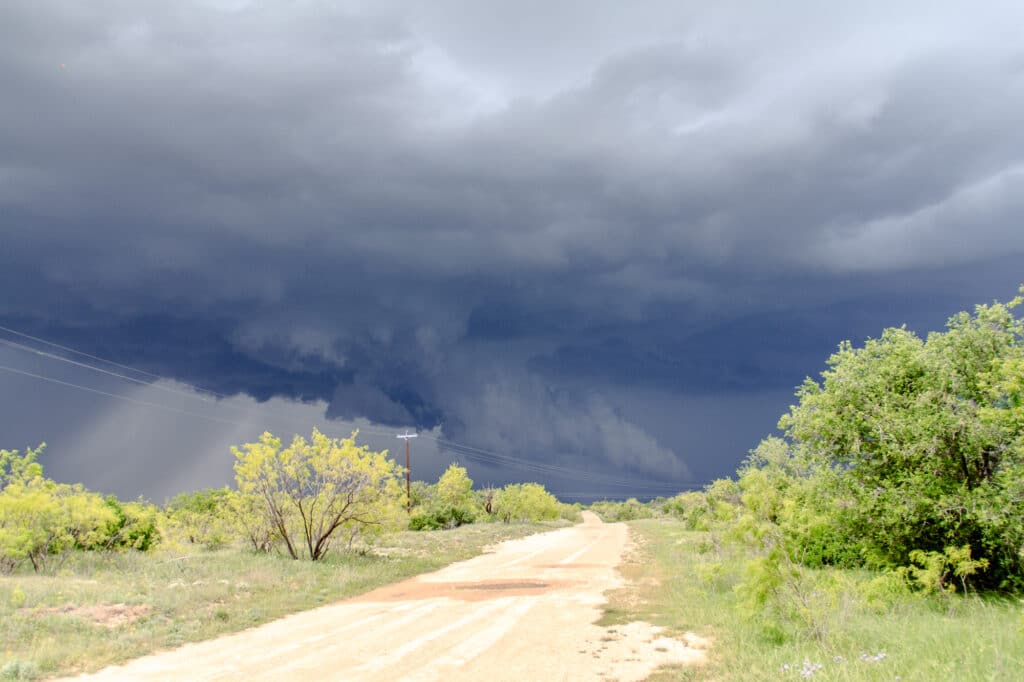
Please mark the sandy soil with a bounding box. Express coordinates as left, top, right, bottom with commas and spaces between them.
70, 512, 705, 681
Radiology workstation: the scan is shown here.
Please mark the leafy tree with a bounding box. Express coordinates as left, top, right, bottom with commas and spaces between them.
0, 444, 139, 572
408, 464, 478, 531
165, 488, 235, 549
750, 290, 1024, 589
492, 483, 561, 523
0, 479, 116, 573
408, 480, 437, 510
90, 496, 160, 551
437, 463, 474, 509
1, 444, 161, 572
233, 429, 404, 560
223, 490, 276, 552
0, 444, 45, 487
662, 491, 712, 529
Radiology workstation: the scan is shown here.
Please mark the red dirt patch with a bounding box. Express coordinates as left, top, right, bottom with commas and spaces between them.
23, 603, 151, 628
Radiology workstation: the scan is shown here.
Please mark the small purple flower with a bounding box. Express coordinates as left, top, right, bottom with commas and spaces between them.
800, 659, 824, 678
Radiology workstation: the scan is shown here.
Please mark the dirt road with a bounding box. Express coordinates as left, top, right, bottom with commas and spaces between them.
74, 512, 704, 681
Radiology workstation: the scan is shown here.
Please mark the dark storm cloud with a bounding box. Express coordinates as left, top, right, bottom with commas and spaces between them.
2, 0, 1024, 496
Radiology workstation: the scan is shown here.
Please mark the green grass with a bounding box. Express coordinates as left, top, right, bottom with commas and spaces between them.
601, 518, 1024, 681
0, 521, 566, 680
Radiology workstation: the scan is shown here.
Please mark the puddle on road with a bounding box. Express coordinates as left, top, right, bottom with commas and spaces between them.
353, 578, 574, 602
455, 581, 549, 591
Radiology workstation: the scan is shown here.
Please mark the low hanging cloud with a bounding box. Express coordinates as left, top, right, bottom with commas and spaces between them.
445, 372, 688, 479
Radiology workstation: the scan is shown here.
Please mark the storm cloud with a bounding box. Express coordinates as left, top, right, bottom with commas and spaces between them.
2, 1, 1023, 500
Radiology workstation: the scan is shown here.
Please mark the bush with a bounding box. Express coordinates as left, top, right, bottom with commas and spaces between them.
0, 445, 154, 572
407, 464, 480, 531
91, 496, 160, 551
165, 488, 234, 549
0, 659, 40, 680
722, 288, 1024, 593
559, 502, 583, 523
589, 498, 655, 522
492, 483, 561, 523
409, 505, 477, 531
436, 464, 474, 509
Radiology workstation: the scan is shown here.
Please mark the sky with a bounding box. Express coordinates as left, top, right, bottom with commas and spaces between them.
2, 1, 1023, 502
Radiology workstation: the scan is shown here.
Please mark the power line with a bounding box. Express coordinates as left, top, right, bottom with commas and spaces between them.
0, 364, 243, 427
1, 359, 692, 494
0, 324, 167, 381
0, 322, 697, 494
0, 363, 402, 452
0, 328, 398, 440
0, 336, 220, 403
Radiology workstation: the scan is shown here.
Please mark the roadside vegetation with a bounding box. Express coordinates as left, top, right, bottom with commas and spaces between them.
594, 287, 1024, 680
603, 519, 1023, 681
0, 430, 576, 679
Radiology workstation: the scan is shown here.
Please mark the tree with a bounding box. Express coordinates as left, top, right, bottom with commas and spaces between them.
408, 465, 477, 531
0, 480, 118, 573
770, 292, 1024, 588
90, 496, 160, 552
492, 483, 561, 523
233, 429, 404, 560
0, 444, 45, 488
165, 488, 235, 549
437, 463, 474, 509
0, 444, 121, 573
224, 489, 276, 552
408, 480, 437, 510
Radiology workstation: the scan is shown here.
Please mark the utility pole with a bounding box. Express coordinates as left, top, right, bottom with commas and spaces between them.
396, 431, 418, 513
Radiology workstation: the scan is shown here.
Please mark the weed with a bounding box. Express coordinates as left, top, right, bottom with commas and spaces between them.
0, 660, 39, 681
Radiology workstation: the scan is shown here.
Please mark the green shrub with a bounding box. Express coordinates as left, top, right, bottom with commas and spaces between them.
409, 505, 476, 530
717, 289, 1024, 594
559, 502, 583, 523
88, 496, 160, 551
0, 446, 148, 572
492, 483, 560, 522
590, 498, 656, 522
165, 488, 234, 549
905, 545, 990, 595
407, 464, 479, 531
0, 660, 40, 681
775, 294, 1024, 588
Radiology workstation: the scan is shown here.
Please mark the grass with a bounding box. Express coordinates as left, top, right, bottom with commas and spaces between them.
601, 518, 1024, 681
0, 521, 566, 680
